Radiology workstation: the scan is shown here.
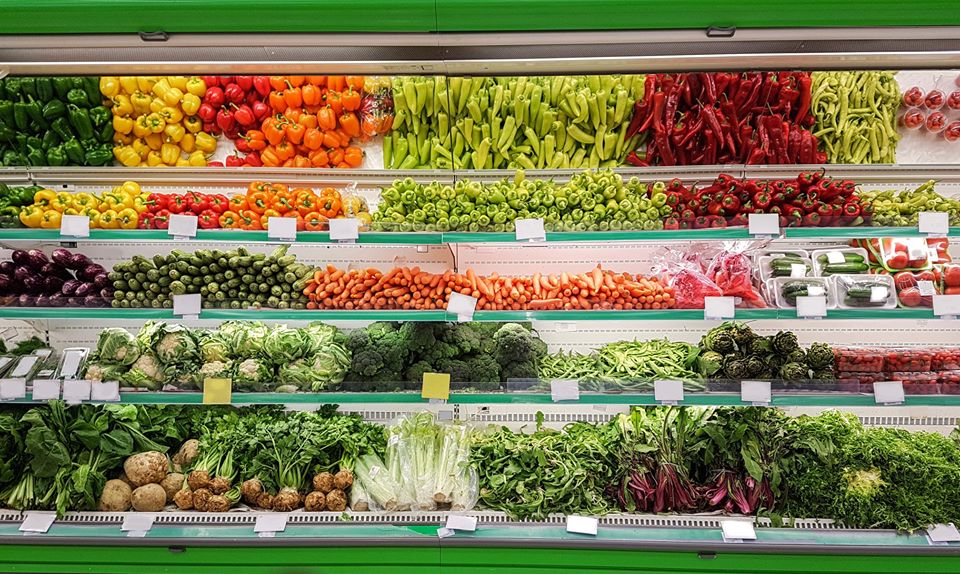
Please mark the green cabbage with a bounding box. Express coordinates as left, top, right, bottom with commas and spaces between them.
94, 328, 140, 366
277, 343, 350, 391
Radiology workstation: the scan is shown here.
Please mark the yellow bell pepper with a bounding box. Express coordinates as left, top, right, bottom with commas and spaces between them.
179, 133, 196, 153
131, 138, 151, 158
133, 195, 150, 213
52, 193, 72, 212
131, 91, 153, 115
114, 132, 134, 146
164, 123, 185, 143
63, 207, 81, 216
117, 208, 139, 229
113, 115, 134, 135
161, 143, 181, 165
116, 145, 141, 167
146, 150, 163, 167
175, 158, 190, 167
185, 77, 206, 97
187, 150, 207, 167
133, 116, 152, 138
18, 205, 42, 227
194, 132, 218, 154
119, 77, 139, 95
70, 193, 99, 211
144, 113, 166, 134
33, 188, 57, 208
40, 209, 62, 229
102, 193, 132, 210
149, 98, 166, 114
137, 76, 159, 93
99, 77, 120, 98
116, 181, 141, 195
180, 93, 201, 116
162, 88, 184, 107
98, 209, 120, 229
112, 94, 134, 117
166, 76, 188, 91
159, 106, 183, 125
84, 208, 101, 228
144, 133, 164, 151
183, 115, 202, 134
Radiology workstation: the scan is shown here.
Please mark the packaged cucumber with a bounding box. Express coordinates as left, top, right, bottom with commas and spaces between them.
812, 247, 869, 276
771, 277, 833, 309
833, 274, 896, 309
758, 254, 812, 281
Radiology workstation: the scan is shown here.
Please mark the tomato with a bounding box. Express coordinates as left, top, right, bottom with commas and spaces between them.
944, 265, 960, 287
898, 287, 922, 307
886, 251, 909, 269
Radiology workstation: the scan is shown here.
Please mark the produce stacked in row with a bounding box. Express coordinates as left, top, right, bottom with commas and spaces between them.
811, 71, 900, 164
304, 264, 674, 311
860, 180, 959, 227
834, 346, 960, 394
18, 181, 148, 230
388, 75, 644, 169
538, 339, 703, 391
195, 75, 272, 166
100, 448, 197, 512
625, 72, 819, 166
0, 184, 37, 228
101, 76, 216, 167
0, 76, 114, 166
109, 245, 312, 309
84, 320, 351, 392
900, 82, 960, 142
343, 321, 546, 391
696, 322, 836, 382
0, 248, 110, 308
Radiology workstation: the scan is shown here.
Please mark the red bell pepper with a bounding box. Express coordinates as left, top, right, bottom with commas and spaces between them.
166, 195, 187, 214
185, 192, 210, 213
152, 209, 171, 229
146, 192, 167, 212
198, 209, 219, 229
208, 194, 230, 214
752, 192, 772, 210
137, 214, 153, 230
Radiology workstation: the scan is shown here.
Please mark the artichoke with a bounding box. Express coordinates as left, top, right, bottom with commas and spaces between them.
806, 342, 835, 369
697, 351, 725, 377
746, 356, 770, 378
704, 330, 737, 355
723, 358, 751, 379
727, 322, 757, 348
772, 331, 800, 355
778, 362, 809, 381
813, 369, 836, 380
747, 336, 773, 356
786, 349, 807, 364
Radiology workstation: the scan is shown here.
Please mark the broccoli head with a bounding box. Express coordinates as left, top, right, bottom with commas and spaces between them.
400, 322, 437, 355
494, 323, 547, 364
404, 360, 435, 383
501, 361, 539, 382
466, 353, 501, 384
435, 358, 471, 384
345, 322, 410, 384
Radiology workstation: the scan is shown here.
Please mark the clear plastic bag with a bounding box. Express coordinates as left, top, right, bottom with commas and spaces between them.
832, 274, 896, 309
651, 246, 721, 309
703, 241, 767, 308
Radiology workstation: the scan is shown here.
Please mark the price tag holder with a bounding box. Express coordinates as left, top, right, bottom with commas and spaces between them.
796, 295, 827, 319
0, 378, 26, 400
437, 527, 456, 539
445, 515, 478, 532
927, 523, 960, 545
550, 379, 580, 402
721, 520, 757, 543
31, 379, 61, 401
918, 280, 937, 297
919, 212, 950, 237
566, 515, 598, 536
654, 379, 684, 405
20, 512, 56, 534
741, 380, 771, 406
933, 295, 960, 319
422, 372, 451, 401
704, 296, 736, 321
515, 218, 546, 242
447, 292, 478, 322
59, 215, 90, 238
62, 379, 91, 403
173, 294, 201, 319
748, 213, 780, 237
122, 513, 156, 537
873, 381, 905, 405
267, 217, 298, 242
254, 513, 288, 534
91, 381, 121, 402
328, 218, 360, 242
168, 214, 198, 239
203, 378, 232, 404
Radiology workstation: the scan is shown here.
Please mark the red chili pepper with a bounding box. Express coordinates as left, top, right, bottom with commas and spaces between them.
198, 209, 219, 229
795, 74, 813, 126
625, 151, 648, 167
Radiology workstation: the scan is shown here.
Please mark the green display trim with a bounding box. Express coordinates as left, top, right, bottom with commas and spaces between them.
9, 391, 960, 407
0, 308, 945, 321
2, 226, 953, 245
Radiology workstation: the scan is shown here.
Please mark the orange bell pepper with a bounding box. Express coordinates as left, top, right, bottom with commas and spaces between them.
339, 112, 360, 138
344, 146, 364, 168
248, 181, 271, 195
275, 141, 295, 161
274, 192, 295, 214
322, 131, 341, 149
285, 122, 305, 145
263, 117, 286, 146
219, 210, 241, 228
238, 209, 263, 230
302, 84, 322, 107
269, 76, 288, 91
244, 130, 267, 151
229, 195, 249, 211
269, 91, 287, 112
303, 128, 323, 151
308, 149, 329, 167
298, 113, 318, 130
346, 76, 365, 91
327, 76, 347, 92
292, 155, 311, 168
306, 76, 327, 87
283, 84, 303, 108
247, 191, 270, 214
326, 92, 343, 115
294, 191, 317, 216
329, 148, 345, 166
318, 195, 342, 218
270, 183, 289, 194
318, 107, 337, 131
287, 76, 305, 87
303, 211, 328, 231
341, 88, 361, 112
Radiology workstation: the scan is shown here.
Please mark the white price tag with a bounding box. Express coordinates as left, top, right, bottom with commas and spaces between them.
447, 292, 478, 322
437, 527, 456, 539
328, 218, 360, 241
91, 381, 121, 402
0, 378, 26, 400
31, 379, 61, 400
919, 211, 950, 236
62, 379, 91, 403
515, 218, 546, 241
748, 213, 780, 236
741, 380, 771, 405
870, 286, 888, 303
825, 251, 845, 264
565, 515, 598, 536
654, 379, 684, 404
807, 285, 825, 297
933, 295, 960, 318
873, 381, 905, 405
704, 296, 736, 320
918, 280, 936, 297
721, 520, 757, 543
796, 295, 827, 318
267, 217, 298, 242
59, 350, 85, 380
168, 214, 198, 238
173, 294, 202, 318
122, 513, 156, 532
550, 379, 580, 402
790, 263, 806, 278
445, 515, 478, 532
928, 523, 960, 544
59, 215, 90, 238
254, 514, 289, 533
19, 512, 56, 533
10, 355, 38, 378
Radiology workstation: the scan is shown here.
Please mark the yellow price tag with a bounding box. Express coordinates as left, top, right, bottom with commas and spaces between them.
421, 372, 451, 400
203, 378, 232, 404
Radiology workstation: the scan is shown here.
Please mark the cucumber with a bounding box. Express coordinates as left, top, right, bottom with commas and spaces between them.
816, 253, 865, 264
822, 262, 868, 274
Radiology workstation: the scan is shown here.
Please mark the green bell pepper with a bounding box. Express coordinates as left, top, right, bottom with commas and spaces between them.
46, 145, 67, 166
12, 101, 29, 130
19, 78, 37, 100
0, 124, 14, 144
67, 89, 89, 107
51, 117, 74, 141
63, 137, 85, 164
52, 77, 73, 99
26, 145, 45, 166
89, 105, 111, 128
41, 100, 66, 121
4, 78, 21, 100
35, 78, 54, 102
0, 80, 6, 100
0, 100, 13, 126
67, 104, 94, 140
83, 77, 101, 107
41, 130, 59, 151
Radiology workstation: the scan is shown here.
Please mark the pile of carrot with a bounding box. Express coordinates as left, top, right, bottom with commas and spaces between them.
303, 265, 675, 311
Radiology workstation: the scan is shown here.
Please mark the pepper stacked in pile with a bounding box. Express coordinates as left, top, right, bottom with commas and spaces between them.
0, 77, 114, 166
625, 72, 822, 166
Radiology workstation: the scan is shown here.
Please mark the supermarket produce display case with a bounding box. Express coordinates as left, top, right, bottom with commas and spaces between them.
2, 2, 960, 573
